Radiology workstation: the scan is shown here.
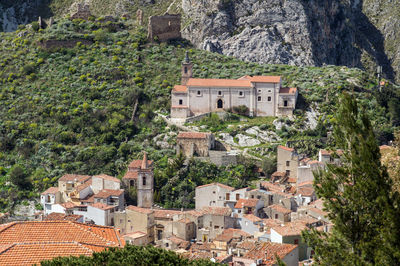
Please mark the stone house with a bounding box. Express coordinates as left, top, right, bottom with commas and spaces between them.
41, 187, 61, 215
147, 14, 181, 42
114, 205, 155, 244
57, 174, 91, 202
173, 218, 196, 241
124, 231, 148, 246
255, 182, 297, 211
297, 160, 325, 186
318, 149, 343, 165
210, 228, 251, 257
197, 207, 235, 242
91, 174, 121, 194
225, 187, 251, 210
93, 189, 124, 210
264, 204, 292, 222
122, 153, 154, 189
70, 3, 92, 20
239, 214, 264, 236
270, 221, 310, 261
233, 199, 264, 218
72, 203, 116, 226
195, 183, 234, 209
277, 145, 299, 180
153, 209, 183, 243
176, 132, 215, 157
171, 53, 298, 122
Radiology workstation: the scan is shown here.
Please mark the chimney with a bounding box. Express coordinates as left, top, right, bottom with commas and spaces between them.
141, 151, 148, 169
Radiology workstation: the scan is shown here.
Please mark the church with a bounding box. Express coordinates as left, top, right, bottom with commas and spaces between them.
171, 52, 298, 122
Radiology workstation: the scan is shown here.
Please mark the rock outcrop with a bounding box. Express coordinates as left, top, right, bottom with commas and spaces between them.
181, 0, 399, 82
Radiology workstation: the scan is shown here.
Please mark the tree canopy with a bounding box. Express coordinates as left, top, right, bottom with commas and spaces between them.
303, 93, 400, 265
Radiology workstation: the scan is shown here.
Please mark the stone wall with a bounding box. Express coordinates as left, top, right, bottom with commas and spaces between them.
38, 39, 93, 49
147, 14, 181, 42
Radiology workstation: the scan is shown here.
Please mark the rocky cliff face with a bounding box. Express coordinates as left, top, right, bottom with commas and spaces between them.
182, 0, 399, 82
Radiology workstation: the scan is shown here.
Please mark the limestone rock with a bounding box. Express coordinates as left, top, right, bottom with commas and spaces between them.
236, 134, 260, 147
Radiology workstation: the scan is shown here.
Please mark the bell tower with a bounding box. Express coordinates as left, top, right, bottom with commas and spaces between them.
137, 152, 154, 208
181, 51, 193, 85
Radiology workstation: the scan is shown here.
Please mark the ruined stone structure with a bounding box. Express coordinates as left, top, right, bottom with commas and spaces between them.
136, 9, 143, 25
176, 132, 215, 158
70, 3, 92, 20
147, 13, 181, 42
171, 53, 298, 122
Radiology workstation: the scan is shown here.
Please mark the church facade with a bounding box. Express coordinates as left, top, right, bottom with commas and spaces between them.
171, 53, 298, 122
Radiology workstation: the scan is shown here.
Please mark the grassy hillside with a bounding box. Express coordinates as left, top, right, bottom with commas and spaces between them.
0, 16, 398, 212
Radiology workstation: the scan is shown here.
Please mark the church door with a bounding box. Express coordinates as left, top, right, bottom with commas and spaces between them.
217, 99, 223, 109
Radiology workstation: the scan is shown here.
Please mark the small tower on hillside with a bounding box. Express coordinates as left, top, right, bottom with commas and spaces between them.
137, 152, 154, 208
181, 51, 193, 85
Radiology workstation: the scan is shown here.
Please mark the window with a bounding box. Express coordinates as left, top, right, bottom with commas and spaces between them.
268, 89, 272, 93
258, 96, 261, 102
166, 243, 169, 247
179, 99, 183, 105
275, 214, 278, 219
258, 89, 261, 93
286, 161, 290, 167
143, 176, 146, 186
251, 195, 254, 199
286, 170, 290, 176
213, 191, 216, 194
226, 193, 230, 201
238, 210, 242, 213
184, 67, 188, 74
294, 239, 299, 245
157, 230, 163, 240
197, 90, 201, 96
214, 226, 219, 229
128, 220, 131, 222
284, 100, 288, 107
257, 195, 261, 199
210, 222, 212, 227
218, 91, 222, 96
239, 91, 244, 97
268, 96, 271, 101
236, 194, 240, 200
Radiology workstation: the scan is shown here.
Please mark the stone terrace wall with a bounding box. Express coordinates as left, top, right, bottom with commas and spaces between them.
38, 39, 93, 49
147, 14, 181, 42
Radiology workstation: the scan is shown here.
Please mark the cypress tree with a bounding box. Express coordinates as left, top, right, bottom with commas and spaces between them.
303, 93, 400, 265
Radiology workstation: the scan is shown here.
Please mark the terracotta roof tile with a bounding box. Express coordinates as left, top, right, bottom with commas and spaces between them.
271, 221, 308, 236
92, 174, 121, 183
123, 171, 138, 180
267, 204, 292, 215
237, 240, 257, 251
243, 214, 262, 223
296, 187, 315, 197
172, 85, 188, 93
94, 189, 124, 198
187, 78, 252, 88
177, 218, 192, 224
271, 171, 286, 178
91, 203, 116, 211
177, 132, 211, 139
154, 209, 183, 219
59, 174, 91, 182
278, 145, 294, 152
234, 198, 259, 209
76, 180, 91, 192
196, 182, 234, 191
41, 187, 59, 195
200, 206, 232, 216
126, 205, 153, 214
184, 210, 204, 217
243, 242, 297, 264
250, 76, 281, 83
44, 213, 82, 222
279, 87, 297, 94
214, 228, 251, 242
60, 202, 76, 209
128, 160, 153, 169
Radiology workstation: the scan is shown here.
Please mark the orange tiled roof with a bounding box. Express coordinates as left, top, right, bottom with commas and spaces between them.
59, 174, 91, 182
128, 159, 154, 169
234, 198, 259, 209
186, 78, 252, 88
123, 171, 138, 180
177, 132, 211, 139
271, 221, 308, 236
0, 220, 124, 265
94, 189, 124, 198
250, 76, 281, 83
279, 87, 297, 94
41, 187, 59, 195
200, 206, 232, 216
91, 203, 116, 211
267, 204, 292, 214
92, 174, 121, 183
214, 228, 251, 242
172, 85, 188, 93
44, 213, 82, 222
243, 214, 262, 223
154, 209, 183, 219
126, 205, 154, 214
278, 145, 294, 152
196, 182, 234, 191
287, 177, 297, 183
243, 241, 297, 264
296, 186, 315, 197
184, 210, 204, 217
60, 202, 76, 209
76, 179, 91, 192
271, 171, 286, 178
177, 218, 192, 224
237, 240, 257, 250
